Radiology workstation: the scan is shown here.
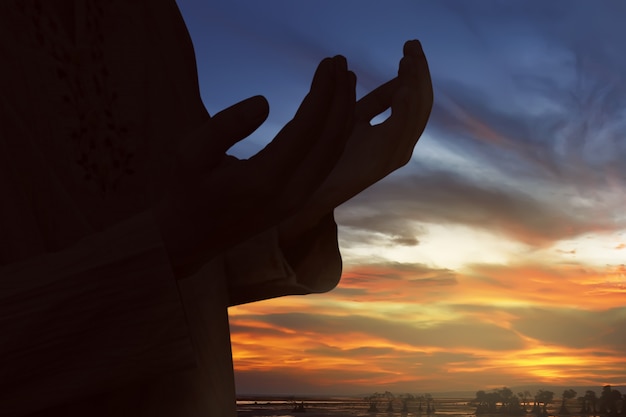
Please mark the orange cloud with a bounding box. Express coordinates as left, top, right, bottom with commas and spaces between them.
450, 263, 626, 310
231, 316, 626, 392
229, 260, 626, 394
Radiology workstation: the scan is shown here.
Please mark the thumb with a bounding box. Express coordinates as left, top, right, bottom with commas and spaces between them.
211, 95, 270, 149
178, 95, 269, 170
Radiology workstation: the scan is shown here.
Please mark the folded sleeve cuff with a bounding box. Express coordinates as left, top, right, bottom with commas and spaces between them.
226, 212, 342, 306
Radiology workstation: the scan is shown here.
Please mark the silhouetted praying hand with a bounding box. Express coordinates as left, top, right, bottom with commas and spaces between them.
157, 41, 432, 280
280, 40, 433, 246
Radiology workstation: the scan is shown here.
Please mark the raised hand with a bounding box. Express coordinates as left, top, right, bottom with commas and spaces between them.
279, 40, 433, 243
322, 39, 432, 205
155, 56, 356, 279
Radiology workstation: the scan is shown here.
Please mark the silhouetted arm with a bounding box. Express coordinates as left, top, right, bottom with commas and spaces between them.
226, 41, 432, 305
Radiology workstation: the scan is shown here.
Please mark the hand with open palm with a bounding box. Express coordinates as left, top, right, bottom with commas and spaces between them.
279, 40, 433, 244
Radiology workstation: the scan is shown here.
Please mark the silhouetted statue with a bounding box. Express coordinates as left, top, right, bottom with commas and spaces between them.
0, 1, 432, 416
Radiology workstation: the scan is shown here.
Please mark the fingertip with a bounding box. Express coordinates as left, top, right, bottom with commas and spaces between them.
403, 39, 424, 56
399, 53, 424, 81
309, 58, 337, 97
241, 95, 270, 125
319, 56, 335, 69
250, 94, 269, 112
208, 95, 271, 153
311, 57, 334, 85
332, 55, 348, 71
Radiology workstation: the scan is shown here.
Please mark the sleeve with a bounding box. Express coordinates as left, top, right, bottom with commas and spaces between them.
0, 212, 197, 417
226, 212, 342, 306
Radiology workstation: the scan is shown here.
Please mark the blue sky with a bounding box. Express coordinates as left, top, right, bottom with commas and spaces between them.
176, 0, 625, 395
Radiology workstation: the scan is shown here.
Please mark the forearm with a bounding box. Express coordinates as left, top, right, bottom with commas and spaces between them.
278, 211, 342, 290
227, 212, 342, 306
0, 212, 196, 416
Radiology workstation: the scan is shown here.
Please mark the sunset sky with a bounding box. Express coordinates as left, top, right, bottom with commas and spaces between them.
177, 0, 626, 396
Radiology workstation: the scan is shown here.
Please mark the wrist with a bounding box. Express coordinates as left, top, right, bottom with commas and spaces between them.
277, 211, 335, 267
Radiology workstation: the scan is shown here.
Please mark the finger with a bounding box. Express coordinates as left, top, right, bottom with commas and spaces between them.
403, 39, 424, 58
354, 40, 421, 123
211, 95, 270, 150
356, 40, 432, 123
205, 58, 345, 234
178, 95, 269, 170
287, 57, 337, 132
376, 41, 433, 164
249, 56, 337, 171
282, 64, 356, 208
354, 77, 399, 123
238, 58, 356, 231
400, 39, 433, 128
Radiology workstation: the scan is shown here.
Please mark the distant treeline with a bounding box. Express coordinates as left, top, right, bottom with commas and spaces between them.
364, 391, 436, 413
362, 385, 624, 416
472, 385, 625, 416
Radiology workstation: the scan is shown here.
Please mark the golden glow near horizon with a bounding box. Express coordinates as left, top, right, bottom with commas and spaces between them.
229, 218, 626, 394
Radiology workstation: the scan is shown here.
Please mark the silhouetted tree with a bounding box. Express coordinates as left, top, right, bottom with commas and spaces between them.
474, 387, 527, 415
499, 387, 514, 409
518, 392, 532, 411
399, 393, 415, 413
475, 390, 489, 414
586, 390, 599, 415
366, 391, 396, 413
612, 388, 622, 416
366, 392, 380, 412
599, 385, 622, 415
578, 395, 588, 415
424, 393, 435, 414
559, 389, 577, 414
536, 390, 555, 416
507, 393, 525, 415
387, 400, 394, 412
476, 391, 488, 407
415, 394, 426, 413
475, 389, 503, 414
